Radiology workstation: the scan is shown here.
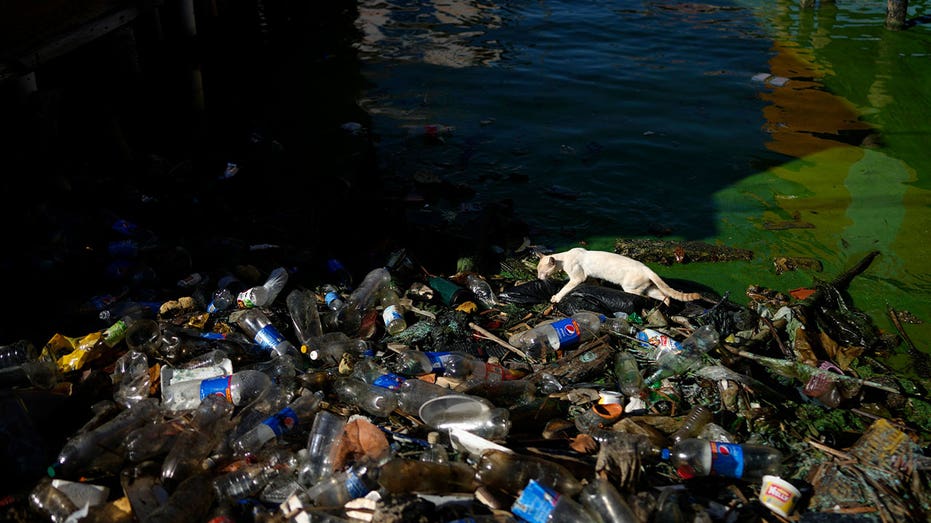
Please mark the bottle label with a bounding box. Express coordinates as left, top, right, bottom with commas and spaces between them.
237, 288, 258, 308
637, 328, 682, 354
254, 325, 285, 352
551, 318, 582, 348
324, 291, 342, 309
709, 441, 745, 479
200, 375, 233, 402
511, 479, 558, 523
264, 406, 299, 436
372, 373, 406, 390
344, 471, 372, 499
382, 305, 404, 325
425, 351, 454, 373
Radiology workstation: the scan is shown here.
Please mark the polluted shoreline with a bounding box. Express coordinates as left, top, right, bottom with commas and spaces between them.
2, 228, 931, 522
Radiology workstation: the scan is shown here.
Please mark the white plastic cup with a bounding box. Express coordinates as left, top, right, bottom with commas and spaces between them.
759, 475, 801, 518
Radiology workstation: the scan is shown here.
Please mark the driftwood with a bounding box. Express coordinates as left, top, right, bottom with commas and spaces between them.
613, 238, 753, 265
527, 336, 615, 385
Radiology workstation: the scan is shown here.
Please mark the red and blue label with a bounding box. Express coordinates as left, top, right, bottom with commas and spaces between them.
551, 318, 582, 347
200, 375, 233, 402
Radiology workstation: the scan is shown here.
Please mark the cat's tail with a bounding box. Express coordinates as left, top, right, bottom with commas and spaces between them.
648, 274, 702, 302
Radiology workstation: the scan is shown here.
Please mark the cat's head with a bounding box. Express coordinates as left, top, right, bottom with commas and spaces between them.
537, 255, 560, 280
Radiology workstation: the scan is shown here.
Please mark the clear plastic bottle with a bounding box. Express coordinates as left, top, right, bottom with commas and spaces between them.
603, 316, 639, 338
511, 479, 601, 523
28, 477, 78, 523
579, 477, 638, 523
305, 331, 371, 366
351, 358, 407, 391
300, 410, 348, 487
444, 352, 525, 385
236, 308, 300, 359
161, 369, 273, 412
465, 273, 498, 308
614, 350, 645, 398
231, 390, 325, 456
507, 311, 606, 359
213, 461, 279, 500
0, 339, 37, 370
392, 349, 456, 376
207, 288, 234, 314
420, 431, 450, 464
669, 405, 714, 445
396, 377, 457, 415
475, 449, 583, 496
303, 462, 380, 507
376, 458, 479, 494
286, 288, 324, 348
378, 284, 408, 335
662, 438, 783, 480
322, 283, 346, 313
237, 266, 289, 308
161, 394, 235, 485
124, 418, 187, 462
333, 376, 399, 417
111, 349, 152, 408
346, 267, 391, 315
644, 324, 719, 387
50, 397, 161, 480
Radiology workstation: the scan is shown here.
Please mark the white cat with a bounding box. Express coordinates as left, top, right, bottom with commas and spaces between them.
537, 247, 702, 305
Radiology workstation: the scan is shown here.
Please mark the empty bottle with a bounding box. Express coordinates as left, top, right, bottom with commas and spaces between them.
377, 458, 479, 494
161, 369, 273, 412
579, 477, 639, 523
378, 283, 408, 335
236, 308, 300, 359
29, 477, 78, 523
346, 267, 391, 315
669, 405, 714, 445
426, 276, 472, 307
614, 351, 645, 398
0, 339, 38, 370
465, 273, 497, 308
511, 479, 601, 523
237, 266, 289, 308
303, 462, 380, 507
333, 376, 399, 417
644, 324, 720, 387
300, 410, 348, 486
231, 390, 325, 456
662, 438, 783, 480
286, 288, 324, 349
475, 449, 583, 496
508, 311, 606, 359
603, 316, 639, 338
322, 284, 345, 312
111, 349, 151, 408
306, 331, 371, 366
50, 398, 161, 480
392, 349, 457, 376
395, 377, 458, 415
444, 352, 525, 389
161, 394, 235, 485
124, 419, 187, 462
420, 432, 450, 464
351, 358, 407, 391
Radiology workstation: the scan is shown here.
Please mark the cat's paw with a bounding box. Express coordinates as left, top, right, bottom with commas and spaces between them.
550, 295, 562, 303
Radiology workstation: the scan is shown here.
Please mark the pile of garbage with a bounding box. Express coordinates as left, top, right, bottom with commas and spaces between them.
2, 237, 930, 523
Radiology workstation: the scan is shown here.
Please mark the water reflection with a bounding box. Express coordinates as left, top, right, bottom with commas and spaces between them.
355, 0, 503, 67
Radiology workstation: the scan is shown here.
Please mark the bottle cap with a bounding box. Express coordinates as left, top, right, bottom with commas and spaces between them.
661, 448, 670, 460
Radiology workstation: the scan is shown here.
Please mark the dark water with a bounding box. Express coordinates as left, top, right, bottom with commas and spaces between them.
352, 0, 931, 372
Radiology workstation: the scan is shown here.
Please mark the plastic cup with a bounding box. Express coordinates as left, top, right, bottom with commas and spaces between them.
759, 475, 801, 518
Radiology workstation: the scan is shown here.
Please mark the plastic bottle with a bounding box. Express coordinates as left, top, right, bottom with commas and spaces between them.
231, 390, 325, 456
161, 394, 235, 485
333, 376, 399, 417
395, 377, 458, 415
376, 458, 479, 494
161, 369, 273, 412
669, 405, 714, 445
444, 352, 526, 388
346, 267, 391, 315
614, 350, 645, 398
579, 477, 639, 523
426, 276, 473, 307
305, 331, 372, 366
392, 349, 457, 376
418, 395, 511, 440
0, 339, 37, 369
351, 358, 407, 391
124, 418, 187, 462
465, 273, 497, 308
206, 274, 245, 313
322, 284, 346, 312
603, 316, 639, 338
511, 479, 601, 523
236, 308, 300, 359
662, 438, 783, 480
145, 472, 216, 523
420, 431, 450, 464
378, 283, 408, 335
50, 398, 161, 480
644, 324, 720, 387
507, 311, 606, 359
213, 461, 279, 500
299, 410, 348, 486
237, 266, 289, 308
286, 288, 323, 349
303, 462, 380, 507
28, 477, 78, 523
111, 349, 152, 408
475, 449, 583, 496
574, 402, 624, 434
